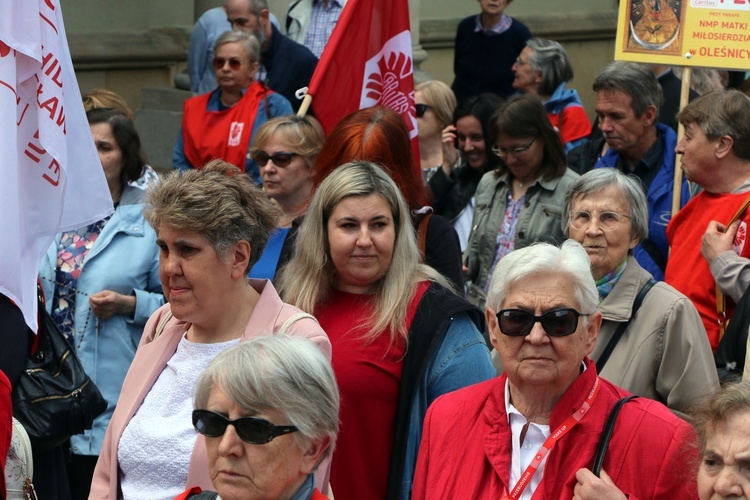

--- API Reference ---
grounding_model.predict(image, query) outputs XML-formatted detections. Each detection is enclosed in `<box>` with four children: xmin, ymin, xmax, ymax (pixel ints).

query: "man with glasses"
<box><xmin>570</xmin><ymin>61</ymin><xmax>691</xmax><ymax>281</ymax></box>
<box><xmin>413</xmin><ymin>241</ymin><xmax>697</xmax><ymax>499</ymax></box>
<box><xmin>226</xmin><ymin>0</ymin><xmax>317</xmax><ymax>112</ymax></box>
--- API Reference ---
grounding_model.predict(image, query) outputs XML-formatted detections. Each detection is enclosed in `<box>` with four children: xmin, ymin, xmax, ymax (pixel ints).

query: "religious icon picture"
<box><xmin>625</xmin><ymin>0</ymin><xmax>683</xmax><ymax>54</ymax></box>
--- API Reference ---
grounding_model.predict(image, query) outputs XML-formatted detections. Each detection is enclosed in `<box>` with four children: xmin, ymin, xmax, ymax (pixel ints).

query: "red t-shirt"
<box><xmin>665</xmin><ymin>190</ymin><xmax>750</xmax><ymax>349</ymax></box>
<box><xmin>316</xmin><ymin>282</ymin><xmax>429</xmax><ymax>500</ymax></box>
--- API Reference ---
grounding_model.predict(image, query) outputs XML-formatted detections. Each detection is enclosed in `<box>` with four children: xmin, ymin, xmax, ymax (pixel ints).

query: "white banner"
<box><xmin>0</xmin><ymin>0</ymin><xmax>113</xmax><ymax>332</ymax></box>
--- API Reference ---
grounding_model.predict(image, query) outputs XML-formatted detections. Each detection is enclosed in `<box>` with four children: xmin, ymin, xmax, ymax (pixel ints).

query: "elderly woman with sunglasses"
<box><xmin>465</xmin><ymin>94</ymin><xmax>579</xmax><ymax>309</ymax></box>
<box><xmin>413</xmin><ymin>241</ymin><xmax>699</xmax><ymax>499</ymax></box>
<box><xmin>248</xmin><ymin>115</ymin><xmax>325</xmax><ymax>282</ymax></box>
<box><xmin>90</xmin><ymin>160</ymin><xmax>330</xmax><ymax>500</ymax></box>
<box><xmin>173</xmin><ymin>30</ymin><xmax>292</xmax><ymax>185</ymax></box>
<box><xmin>175</xmin><ymin>335</ymin><xmax>338</xmax><ymax>500</ymax></box>
<box><xmin>563</xmin><ymin>169</ymin><xmax>718</xmax><ymax>415</ymax></box>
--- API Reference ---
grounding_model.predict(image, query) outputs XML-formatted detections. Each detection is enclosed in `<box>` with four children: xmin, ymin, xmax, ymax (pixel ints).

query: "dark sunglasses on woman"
<box><xmin>212</xmin><ymin>57</ymin><xmax>243</xmax><ymax>71</ymax></box>
<box><xmin>415</xmin><ymin>103</ymin><xmax>431</xmax><ymax>118</ymax></box>
<box><xmin>496</xmin><ymin>308</ymin><xmax>591</xmax><ymax>337</ymax></box>
<box><xmin>252</xmin><ymin>151</ymin><xmax>299</xmax><ymax>167</ymax></box>
<box><xmin>192</xmin><ymin>409</ymin><xmax>298</xmax><ymax>444</ymax></box>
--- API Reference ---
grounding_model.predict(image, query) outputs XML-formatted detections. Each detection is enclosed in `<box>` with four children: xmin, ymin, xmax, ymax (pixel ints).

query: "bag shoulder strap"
<box><xmin>715</xmin><ymin>192</ymin><xmax>750</xmax><ymax>340</ymax></box>
<box><xmin>153</xmin><ymin>310</ymin><xmax>174</xmax><ymax>341</ymax></box>
<box><xmin>592</xmin><ymin>395</ymin><xmax>637</xmax><ymax>477</ymax></box>
<box><xmin>596</xmin><ymin>278</ymin><xmax>656</xmax><ymax>373</ymax></box>
<box><xmin>279</xmin><ymin>312</ymin><xmax>318</xmax><ymax>335</ymax></box>
<box><xmin>417</xmin><ymin>212</ymin><xmax>432</xmax><ymax>262</ymax></box>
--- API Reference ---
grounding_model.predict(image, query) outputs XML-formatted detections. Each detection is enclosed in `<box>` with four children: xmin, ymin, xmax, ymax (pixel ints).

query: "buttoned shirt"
<box><xmin>474</xmin><ymin>13</ymin><xmax>512</xmax><ymax>35</ymax></box>
<box><xmin>304</xmin><ymin>0</ymin><xmax>344</xmax><ymax>57</ymax></box>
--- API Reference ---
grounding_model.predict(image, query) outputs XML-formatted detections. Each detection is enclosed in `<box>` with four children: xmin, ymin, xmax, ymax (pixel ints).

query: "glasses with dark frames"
<box><xmin>192</xmin><ymin>409</ymin><xmax>298</xmax><ymax>445</ymax></box>
<box><xmin>252</xmin><ymin>151</ymin><xmax>300</xmax><ymax>167</ymax></box>
<box><xmin>496</xmin><ymin>308</ymin><xmax>591</xmax><ymax>337</ymax></box>
<box><xmin>415</xmin><ymin>103</ymin><xmax>432</xmax><ymax>118</ymax></box>
<box><xmin>212</xmin><ymin>57</ymin><xmax>243</xmax><ymax>71</ymax></box>
<box><xmin>492</xmin><ymin>137</ymin><xmax>537</xmax><ymax>158</ymax></box>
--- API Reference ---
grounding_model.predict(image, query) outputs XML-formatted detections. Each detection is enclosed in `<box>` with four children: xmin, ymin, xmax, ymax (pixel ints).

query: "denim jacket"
<box><xmin>39</xmin><ymin>186</ymin><xmax>164</xmax><ymax>456</ymax></box>
<box><xmin>389</xmin><ymin>283</ymin><xmax>496</xmax><ymax>499</ymax></box>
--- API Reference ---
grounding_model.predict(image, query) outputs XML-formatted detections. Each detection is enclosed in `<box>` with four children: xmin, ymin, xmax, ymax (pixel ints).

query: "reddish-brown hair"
<box><xmin>313</xmin><ymin>107</ymin><xmax>427</xmax><ymax>209</ymax></box>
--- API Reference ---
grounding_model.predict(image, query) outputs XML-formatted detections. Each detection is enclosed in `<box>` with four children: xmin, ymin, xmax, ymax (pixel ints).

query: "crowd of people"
<box><xmin>3</xmin><ymin>0</ymin><xmax>750</xmax><ymax>499</ymax></box>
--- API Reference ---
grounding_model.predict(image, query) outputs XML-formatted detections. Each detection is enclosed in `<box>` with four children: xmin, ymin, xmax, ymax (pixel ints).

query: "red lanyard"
<box><xmin>501</xmin><ymin>377</ymin><xmax>601</xmax><ymax>500</ymax></box>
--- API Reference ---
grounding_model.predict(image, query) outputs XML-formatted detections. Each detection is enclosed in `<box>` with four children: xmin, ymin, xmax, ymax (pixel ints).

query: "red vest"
<box><xmin>666</xmin><ymin>190</ymin><xmax>750</xmax><ymax>349</ymax></box>
<box><xmin>182</xmin><ymin>81</ymin><xmax>269</xmax><ymax>171</ymax></box>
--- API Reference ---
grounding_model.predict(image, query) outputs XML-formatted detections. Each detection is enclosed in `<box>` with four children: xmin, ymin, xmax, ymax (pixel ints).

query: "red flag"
<box><xmin>307</xmin><ymin>0</ymin><xmax>420</xmax><ymax>173</ymax></box>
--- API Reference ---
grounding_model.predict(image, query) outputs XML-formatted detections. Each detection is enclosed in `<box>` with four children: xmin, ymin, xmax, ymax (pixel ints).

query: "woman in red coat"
<box><xmin>413</xmin><ymin>240</ymin><xmax>699</xmax><ymax>499</ymax></box>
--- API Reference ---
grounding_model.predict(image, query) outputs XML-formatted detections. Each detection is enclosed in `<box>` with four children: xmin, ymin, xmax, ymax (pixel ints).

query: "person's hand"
<box><xmin>441</xmin><ymin>124</ymin><xmax>459</xmax><ymax>175</ymax></box>
<box><xmin>702</xmin><ymin>220</ymin><xmax>740</xmax><ymax>265</ymax></box>
<box><xmin>573</xmin><ymin>468</ymin><xmax>627</xmax><ymax>500</ymax></box>
<box><xmin>89</xmin><ymin>290</ymin><xmax>136</xmax><ymax>320</ymax></box>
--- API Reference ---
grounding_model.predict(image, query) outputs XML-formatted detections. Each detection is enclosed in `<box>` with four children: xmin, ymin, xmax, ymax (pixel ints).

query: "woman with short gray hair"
<box><xmin>512</xmin><ymin>37</ymin><xmax>591</xmax><ymax>152</ymax></box>
<box><xmin>176</xmin><ymin>335</ymin><xmax>339</xmax><ymax>499</ymax></box>
<box><xmin>173</xmin><ymin>29</ymin><xmax>292</xmax><ymax>185</ymax></box>
<box><xmin>564</xmin><ymin>168</ymin><xmax>718</xmax><ymax>414</ymax></box>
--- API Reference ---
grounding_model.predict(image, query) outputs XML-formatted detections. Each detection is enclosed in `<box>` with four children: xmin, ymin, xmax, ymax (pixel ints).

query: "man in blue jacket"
<box><xmin>587</xmin><ymin>61</ymin><xmax>691</xmax><ymax>280</ymax></box>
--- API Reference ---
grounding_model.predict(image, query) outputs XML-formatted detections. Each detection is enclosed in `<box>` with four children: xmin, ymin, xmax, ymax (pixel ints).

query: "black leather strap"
<box><xmin>596</xmin><ymin>278</ymin><xmax>656</xmax><ymax>373</ymax></box>
<box><xmin>593</xmin><ymin>395</ymin><xmax>637</xmax><ymax>477</ymax></box>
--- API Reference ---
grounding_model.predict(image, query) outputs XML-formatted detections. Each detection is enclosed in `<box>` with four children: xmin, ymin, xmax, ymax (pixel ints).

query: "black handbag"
<box><xmin>11</xmin><ymin>284</ymin><xmax>108</xmax><ymax>452</ymax></box>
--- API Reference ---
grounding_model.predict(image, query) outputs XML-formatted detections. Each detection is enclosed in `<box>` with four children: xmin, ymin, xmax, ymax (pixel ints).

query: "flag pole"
<box><xmin>297</xmin><ymin>93</ymin><xmax>313</xmax><ymax>117</ymax></box>
<box><xmin>672</xmin><ymin>66</ymin><xmax>692</xmax><ymax>216</ymax></box>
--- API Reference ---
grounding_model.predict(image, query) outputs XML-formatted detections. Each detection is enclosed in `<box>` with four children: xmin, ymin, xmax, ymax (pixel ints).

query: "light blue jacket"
<box><xmin>40</xmin><ymin>186</ymin><xmax>164</xmax><ymax>456</ymax></box>
<box><xmin>399</xmin><ymin>312</ymin><xmax>496</xmax><ymax>499</ymax></box>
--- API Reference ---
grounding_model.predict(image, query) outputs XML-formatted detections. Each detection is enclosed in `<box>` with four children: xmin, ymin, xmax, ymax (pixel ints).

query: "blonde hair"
<box><xmin>278</xmin><ymin>161</ymin><xmax>448</xmax><ymax>342</ymax></box>
<box><xmin>249</xmin><ymin>115</ymin><xmax>325</xmax><ymax>168</ymax></box>
<box><xmin>415</xmin><ymin>80</ymin><xmax>457</xmax><ymax>130</ymax></box>
<box><xmin>82</xmin><ymin>88</ymin><xmax>134</xmax><ymax>121</ymax></box>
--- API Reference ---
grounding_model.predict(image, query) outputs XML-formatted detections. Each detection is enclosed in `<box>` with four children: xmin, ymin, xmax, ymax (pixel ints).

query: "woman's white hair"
<box><xmin>194</xmin><ymin>335</ymin><xmax>339</xmax><ymax>459</ymax></box>
<box><xmin>485</xmin><ymin>240</ymin><xmax>598</xmax><ymax>316</ymax></box>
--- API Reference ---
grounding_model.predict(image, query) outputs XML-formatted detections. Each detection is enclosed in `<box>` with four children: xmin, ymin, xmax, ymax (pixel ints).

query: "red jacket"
<box><xmin>413</xmin><ymin>358</ymin><xmax>698</xmax><ymax>499</ymax></box>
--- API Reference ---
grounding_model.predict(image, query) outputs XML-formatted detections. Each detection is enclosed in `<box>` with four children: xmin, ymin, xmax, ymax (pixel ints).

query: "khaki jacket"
<box><xmin>594</xmin><ymin>257</ymin><xmax>719</xmax><ymax>414</ymax></box>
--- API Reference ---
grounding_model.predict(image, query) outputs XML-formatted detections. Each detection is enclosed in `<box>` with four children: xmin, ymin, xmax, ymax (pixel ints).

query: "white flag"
<box><xmin>0</xmin><ymin>0</ymin><xmax>113</xmax><ymax>332</ymax></box>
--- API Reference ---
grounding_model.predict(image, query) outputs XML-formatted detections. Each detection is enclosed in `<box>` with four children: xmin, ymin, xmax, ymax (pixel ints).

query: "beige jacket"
<box><xmin>594</xmin><ymin>257</ymin><xmax>719</xmax><ymax>414</ymax></box>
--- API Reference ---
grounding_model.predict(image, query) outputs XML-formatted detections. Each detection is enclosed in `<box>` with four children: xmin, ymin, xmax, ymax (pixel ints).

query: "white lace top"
<box><xmin>118</xmin><ymin>333</ymin><xmax>240</xmax><ymax>500</ymax></box>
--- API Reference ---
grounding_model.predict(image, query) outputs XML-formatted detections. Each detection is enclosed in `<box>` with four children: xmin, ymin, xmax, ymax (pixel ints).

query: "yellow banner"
<box><xmin>615</xmin><ymin>0</ymin><xmax>750</xmax><ymax>70</ymax></box>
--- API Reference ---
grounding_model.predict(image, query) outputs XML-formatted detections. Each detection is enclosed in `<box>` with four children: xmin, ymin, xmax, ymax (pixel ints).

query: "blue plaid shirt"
<box><xmin>304</xmin><ymin>0</ymin><xmax>344</xmax><ymax>58</ymax></box>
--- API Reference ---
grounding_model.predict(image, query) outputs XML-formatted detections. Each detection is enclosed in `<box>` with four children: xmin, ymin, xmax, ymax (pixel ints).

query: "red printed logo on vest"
<box><xmin>359</xmin><ymin>31</ymin><xmax>417</xmax><ymax>140</ymax></box>
<box><xmin>0</xmin><ymin>41</ymin><xmax>11</xmax><ymax>57</ymax></box>
<box><xmin>228</xmin><ymin>122</ymin><xmax>244</xmax><ymax>147</ymax></box>
<box><xmin>733</xmin><ymin>221</ymin><xmax>747</xmax><ymax>255</ymax></box>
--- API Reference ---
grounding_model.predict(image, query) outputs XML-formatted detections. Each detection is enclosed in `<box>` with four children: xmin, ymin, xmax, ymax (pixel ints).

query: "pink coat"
<box><xmin>413</xmin><ymin>358</ymin><xmax>698</xmax><ymax>499</ymax></box>
<box><xmin>90</xmin><ymin>280</ymin><xmax>331</xmax><ymax>499</ymax></box>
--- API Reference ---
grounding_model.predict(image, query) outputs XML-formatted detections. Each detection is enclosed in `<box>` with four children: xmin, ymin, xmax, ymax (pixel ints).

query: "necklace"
<box><xmin>40</xmin><ymin>275</ymin><xmax>97</xmax><ymax>351</ymax></box>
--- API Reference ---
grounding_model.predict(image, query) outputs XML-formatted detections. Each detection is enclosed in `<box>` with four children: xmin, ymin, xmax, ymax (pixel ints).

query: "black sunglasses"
<box><xmin>496</xmin><ymin>308</ymin><xmax>591</xmax><ymax>337</ymax></box>
<box><xmin>212</xmin><ymin>57</ymin><xmax>243</xmax><ymax>71</ymax></box>
<box><xmin>415</xmin><ymin>103</ymin><xmax>431</xmax><ymax>118</ymax></box>
<box><xmin>192</xmin><ymin>409</ymin><xmax>298</xmax><ymax>444</ymax></box>
<box><xmin>252</xmin><ymin>151</ymin><xmax>299</xmax><ymax>167</ymax></box>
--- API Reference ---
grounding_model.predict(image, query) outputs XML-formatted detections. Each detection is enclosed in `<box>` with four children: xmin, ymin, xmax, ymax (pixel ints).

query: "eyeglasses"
<box><xmin>515</xmin><ymin>56</ymin><xmax>529</xmax><ymax>66</ymax></box>
<box><xmin>415</xmin><ymin>103</ymin><xmax>432</xmax><ymax>118</ymax></box>
<box><xmin>213</xmin><ymin>57</ymin><xmax>244</xmax><ymax>71</ymax></box>
<box><xmin>252</xmin><ymin>151</ymin><xmax>299</xmax><ymax>167</ymax></box>
<box><xmin>496</xmin><ymin>308</ymin><xmax>591</xmax><ymax>337</ymax></box>
<box><xmin>569</xmin><ymin>210</ymin><xmax>632</xmax><ymax>231</ymax></box>
<box><xmin>192</xmin><ymin>409</ymin><xmax>298</xmax><ymax>445</ymax></box>
<box><xmin>492</xmin><ymin>137</ymin><xmax>536</xmax><ymax>158</ymax></box>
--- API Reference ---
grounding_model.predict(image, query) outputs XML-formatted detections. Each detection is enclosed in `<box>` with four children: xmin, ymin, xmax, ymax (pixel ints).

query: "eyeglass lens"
<box><xmin>213</xmin><ymin>57</ymin><xmax>242</xmax><ymax>71</ymax></box>
<box><xmin>192</xmin><ymin>409</ymin><xmax>298</xmax><ymax>444</ymax></box>
<box><xmin>497</xmin><ymin>308</ymin><xmax>583</xmax><ymax>337</ymax></box>
<box><xmin>569</xmin><ymin>211</ymin><xmax>628</xmax><ymax>231</ymax></box>
<box><xmin>253</xmin><ymin>152</ymin><xmax>296</xmax><ymax>167</ymax></box>
<box><xmin>493</xmin><ymin>137</ymin><xmax>535</xmax><ymax>157</ymax></box>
